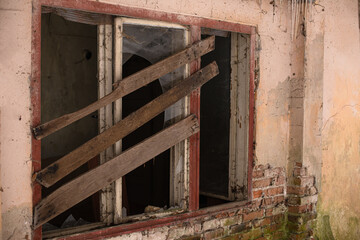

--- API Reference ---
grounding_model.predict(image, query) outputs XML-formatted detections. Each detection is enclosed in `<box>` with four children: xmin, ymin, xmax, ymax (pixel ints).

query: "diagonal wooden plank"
<box><xmin>34</xmin><ymin>62</ymin><xmax>219</xmax><ymax>187</ymax></box>
<box><xmin>33</xmin><ymin>36</ymin><xmax>215</xmax><ymax>140</ymax></box>
<box><xmin>34</xmin><ymin>115</ymin><xmax>200</xmax><ymax>228</ymax></box>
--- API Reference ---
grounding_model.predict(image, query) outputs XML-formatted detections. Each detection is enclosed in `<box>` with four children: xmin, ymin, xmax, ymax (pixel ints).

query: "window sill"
<box><xmin>51</xmin><ymin>200</ymin><xmax>250</xmax><ymax>240</ymax></box>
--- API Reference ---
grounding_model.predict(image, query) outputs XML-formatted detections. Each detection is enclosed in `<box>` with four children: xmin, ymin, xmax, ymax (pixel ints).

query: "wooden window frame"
<box><xmin>31</xmin><ymin>0</ymin><xmax>256</xmax><ymax>239</ymax></box>
<box><xmin>99</xmin><ymin>17</ymin><xmax>191</xmax><ymax>223</ymax></box>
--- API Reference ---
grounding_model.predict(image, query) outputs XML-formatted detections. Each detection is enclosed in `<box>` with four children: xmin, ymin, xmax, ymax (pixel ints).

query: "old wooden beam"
<box><xmin>34</xmin><ymin>115</ymin><xmax>200</xmax><ymax>228</ymax></box>
<box><xmin>32</xmin><ymin>36</ymin><xmax>215</xmax><ymax>140</ymax></box>
<box><xmin>201</xmin><ymin>28</ymin><xmax>230</xmax><ymax>38</ymax></box>
<box><xmin>34</xmin><ymin>62</ymin><xmax>219</xmax><ymax>187</ymax></box>
<box><xmin>42</xmin><ymin>222</ymin><xmax>106</xmax><ymax>239</ymax></box>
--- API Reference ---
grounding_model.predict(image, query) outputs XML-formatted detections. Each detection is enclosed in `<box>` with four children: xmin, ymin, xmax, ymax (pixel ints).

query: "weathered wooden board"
<box><xmin>34</xmin><ymin>115</ymin><xmax>200</xmax><ymax>228</ymax></box>
<box><xmin>42</xmin><ymin>222</ymin><xmax>105</xmax><ymax>239</ymax></box>
<box><xmin>34</xmin><ymin>62</ymin><xmax>219</xmax><ymax>187</ymax></box>
<box><xmin>33</xmin><ymin>36</ymin><xmax>215</xmax><ymax>140</ymax></box>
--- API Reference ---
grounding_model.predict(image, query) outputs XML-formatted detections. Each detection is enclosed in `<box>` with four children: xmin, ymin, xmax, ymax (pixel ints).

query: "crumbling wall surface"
<box><xmin>103</xmin><ymin>165</ymin><xmax>288</xmax><ymax>240</ymax></box>
<box><xmin>0</xmin><ymin>0</ymin><xmax>33</xmax><ymax>239</ymax></box>
<box><xmin>0</xmin><ymin>0</ymin><xmax>312</xmax><ymax>239</ymax></box>
<box><xmin>315</xmin><ymin>0</ymin><xmax>360</xmax><ymax>239</ymax></box>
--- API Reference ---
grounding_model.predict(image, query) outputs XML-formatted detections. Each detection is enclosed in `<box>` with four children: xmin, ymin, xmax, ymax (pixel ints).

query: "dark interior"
<box><xmin>121</xmin><ymin>55</ymin><xmax>170</xmax><ymax>216</ymax></box>
<box><xmin>200</xmin><ymin>34</ymin><xmax>231</xmax><ymax>207</ymax></box>
<box><xmin>41</xmin><ymin>13</ymin><xmax>99</xmax><ymax>227</ymax></box>
<box><xmin>41</xmin><ymin>13</ymin><xmax>170</xmax><ymax>227</ymax></box>
<box><xmin>41</xmin><ymin>11</ymin><xmax>234</xmax><ymax>226</ymax></box>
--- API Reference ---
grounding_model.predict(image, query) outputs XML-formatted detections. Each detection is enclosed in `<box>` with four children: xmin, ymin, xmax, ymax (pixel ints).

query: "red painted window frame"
<box><xmin>31</xmin><ymin>1</ymin><xmax>256</xmax><ymax>239</ymax></box>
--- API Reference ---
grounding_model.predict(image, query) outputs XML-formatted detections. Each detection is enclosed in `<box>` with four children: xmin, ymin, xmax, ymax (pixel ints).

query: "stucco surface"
<box><xmin>0</xmin><ymin>0</ymin><xmax>33</xmax><ymax>239</ymax></box>
<box><xmin>0</xmin><ymin>0</ymin><xmax>296</xmax><ymax>238</ymax></box>
<box><xmin>317</xmin><ymin>0</ymin><xmax>360</xmax><ymax>238</ymax></box>
<box><xmin>2</xmin><ymin>0</ymin><xmax>360</xmax><ymax>239</ymax></box>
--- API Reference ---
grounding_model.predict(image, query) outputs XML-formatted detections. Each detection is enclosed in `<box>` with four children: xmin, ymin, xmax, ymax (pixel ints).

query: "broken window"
<box><xmin>33</xmin><ymin>6</ymin><xmax>252</xmax><ymax>238</ymax></box>
<box><xmin>40</xmin><ymin>12</ymin><xmax>101</xmax><ymax>230</ymax></box>
<box><xmin>200</xmin><ymin>32</ymin><xmax>250</xmax><ymax>207</ymax></box>
<box><xmin>98</xmin><ymin>17</ymin><xmax>190</xmax><ymax>223</ymax></box>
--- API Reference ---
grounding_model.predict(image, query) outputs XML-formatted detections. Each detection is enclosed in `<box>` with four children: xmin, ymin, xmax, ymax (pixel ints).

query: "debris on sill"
<box><xmin>144</xmin><ymin>205</ymin><xmax>162</xmax><ymax>213</ymax></box>
<box><xmin>117</xmin><ymin>206</ymin><xmax>185</xmax><ymax>224</ymax></box>
<box><xmin>42</xmin><ymin>214</ymin><xmax>91</xmax><ymax>232</ymax></box>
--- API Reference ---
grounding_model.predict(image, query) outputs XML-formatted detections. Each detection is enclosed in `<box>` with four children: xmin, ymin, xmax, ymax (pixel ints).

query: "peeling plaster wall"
<box><xmin>316</xmin><ymin>0</ymin><xmax>360</xmax><ymax>239</ymax></box>
<box><xmin>0</xmin><ymin>0</ymin><xmax>358</xmax><ymax>239</ymax></box>
<box><xmin>97</xmin><ymin>0</ymin><xmax>293</xmax><ymax>168</ymax></box>
<box><xmin>0</xmin><ymin>0</ymin><xmax>311</xmax><ymax>239</ymax></box>
<box><xmin>0</xmin><ymin>0</ymin><xmax>33</xmax><ymax>239</ymax></box>
<box><xmin>0</xmin><ymin>0</ymin><xmax>295</xmax><ymax>239</ymax></box>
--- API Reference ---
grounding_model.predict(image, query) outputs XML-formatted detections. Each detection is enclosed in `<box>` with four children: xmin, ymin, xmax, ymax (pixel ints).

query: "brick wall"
<box><xmin>286</xmin><ymin>162</ymin><xmax>318</xmax><ymax>240</ymax></box>
<box><xmin>76</xmin><ymin>164</ymin><xmax>318</xmax><ymax>239</ymax></box>
<box><xmin>110</xmin><ymin>165</ymin><xmax>289</xmax><ymax>240</ymax></box>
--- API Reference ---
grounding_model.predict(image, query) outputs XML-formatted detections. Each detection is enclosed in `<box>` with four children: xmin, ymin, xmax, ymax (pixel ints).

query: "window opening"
<box><xmin>121</xmin><ymin>55</ymin><xmax>169</xmax><ymax>216</ymax></box>
<box><xmin>41</xmin><ymin>13</ymin><xmax>100</xmax><ymax>230</ymax></box>
<box><xmin>99</xmin><ymin>18</ymin><xmax>190</xmax><ymax>223</ymax></box>
<box><xmin>33</xmin><ymin>6</ymin><xmax>252</xmax><ymax>238</ymax></box>
<box><xmin>35</xmin><ymin>9</ymin><xmax>217</xmax><ymax>231</ymax></box>
<box><xmin>200</xmin><ymin>32</ymin><xmax>250</xmax><ymax>207</ymax></box>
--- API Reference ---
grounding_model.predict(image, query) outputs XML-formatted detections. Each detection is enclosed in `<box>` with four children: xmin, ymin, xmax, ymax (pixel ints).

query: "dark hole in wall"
<box><xmin>121</xmin><ymin>55</ymin><xmax>170</xmax><ymax>216</ymax></box>
<box><xmin>41</xmin><ymin>13</ymin><xmax>99</xmax><ymax>227</ymax></box>
<box><xmin>200</xmin><ymin>35</ymin><xmax>231</xmax><ymax>208</ymax></box>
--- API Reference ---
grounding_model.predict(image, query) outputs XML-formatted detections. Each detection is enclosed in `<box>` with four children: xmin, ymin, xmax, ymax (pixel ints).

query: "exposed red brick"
<box><xmin>253</xmin><ymin>190</ymin><xmax>263</xmax><ymax>199</ymax></box>
<box><xmin>288</xmin><ymin>195</ymin><xmax>318</xmax><ymax>206</ymax></box>
<box><xmin>236</xmin><ymin>208</ymin><xmax>244</xmax><ymax>215</ymax></box>
<box><xmin>228</xmin><ymin>211</ymin><xmax>236</xmax><ymax>217</ymax></box>
<box><xmin>229</xmin><ymin>223</ymin><xmax>248</xmax><ymax>234</ymax></box>
<box><xmin>294</xmin><ymin>176</ymin><xmax>314</xmax><ymax>187</ymax></box>
<box><xmin>254</xmin><ymin>217</ymin><xmax>271</xmax><ymax>227</ymax></box>
<box><xmin>287</xmin><ymin>196</ymin><xmax>300</xmax><ymax>206</ymax></box>
<box><xmin>287</xmin><ymin>186</ymin><xmax>306</xmax><ymax>195</ymax></box>
<box><xmin>240</xmin><ymin>228</ymin><xmax>263</xmax><ymax>240</ymax></box>
<box><xmin>263</xmin><ymin>197</ymin><xmax>272</xmax><ymax>206</ymax></box>
<box><xmin>293</xmin><ymin>167</ymin><xmax>307</xmax><ymax>177</ymax></box>
<box><xmin>178</xmin><ymin>235</ymin><xmax>201</xmax><ymax>240</ymax></box>
<box><xmin>203</xmin><ymin>228</ymin><xmax>224</xmax><ymax>240</ymax></box>
<box><xmin>271</xmin><ymin>214</ymin><xmax>285</xmax><ymax>224</ymax></box>
<box><xmin>269</xmin><ymin>222</ymin><xmax>282</xmax><ymax>231</ymax></box>
<box><xmin>274</xmin><ymin>175</ymin><xmax>285</xmax><ymax>185</ymax></box>
<box><xmin>264</xmin><ymin>167</ymin><xmax>284</xmax><ymax>178</ymax></box>
<box><xmin>265</xmin><ymin>208</ymin><xmax>273</xmax><ymax>217</ymax></box>
<box><xmin>273</xmin><ymin>196</ymin><xmax>285</xmax><ymax>204</ymax></box>
<box><xmin>287</xmin><ymin>213</ymin><xmax>316</xmax><ymax>225</ymax></box>
<box><xmin>309</xmin><ymin>203</ymin><xmax>314</xmax><ymax>212</ymax></box>
<box><xmin>249</xmin><ymin>199</ymin><xmax>262</xmax><ymax>210</ymax></box>
<box><xmin>252</xmin><ymin>170</ymin><xmax>265</xmax><ymax>178</ymax></box>
<box><xmin>215</xmin><ymin>212</ymin><xmax>228</xmax><ymax>219</ymax></box>
<box><xmin>253</xmin><ymin>178</ymin><xmax>272</xmax><ymax>188</ymax></box>
<box><xmin>295</xmin><ymin>162</ymin><xmax>302</xmax><ymax>167</ymax></box>
<box><xmin>264</xmin><ymin>186</ymin><xmax>284</xmax><ymax>197</ymax></box>
<box><xmin>243</xmin><ymin>210</ymin><xmax>264</xmax><ymax>222</ymax></box>
<box><xmin>288</xmin><ymin>205</ymin><xmax>309</xmax><ymax>214</ymax></box>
